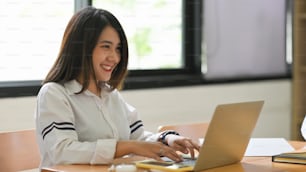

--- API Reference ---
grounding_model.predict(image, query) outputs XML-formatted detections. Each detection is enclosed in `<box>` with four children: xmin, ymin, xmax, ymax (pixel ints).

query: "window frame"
<box><xmin>123</xmin><ymin>0</ymin><xmax>204</xmax><ymax>89</ymax></box>
<box><xmin>0</xmin><ymin>0</ymin><xmax>203</xmax><ymax>97</ymax></box>
<box><xmin>0</xmin><ymin>0</ymin><xmax>292</xmax><ymax>98</ymax></box>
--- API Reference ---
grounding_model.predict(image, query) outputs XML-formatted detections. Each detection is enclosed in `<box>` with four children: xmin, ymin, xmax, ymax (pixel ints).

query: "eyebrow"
<box><xmin>97</xmin><ymin>40</ymin><xmax>121</xmax><ymax>46</ymax></box>
<box><xmin>98</xmin><ymin>40</ymin><xmax>113</xmax><ymax>44</ymax></box>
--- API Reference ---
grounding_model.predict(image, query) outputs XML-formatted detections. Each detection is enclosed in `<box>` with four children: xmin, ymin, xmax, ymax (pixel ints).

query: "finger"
<box><xmin>171</xmin><ymin>142</ymin><xmax>188</xmax><ymax>154</ymax></box>
<box><xmin>183</xmin><ymin>139</ymin><xmax>200</xmax><ymax>150</ymax></box>
<box><xmin>178</xmin><ymin>139</ymin><xmax>200</xmax><ymax>157</ymax></box>
<box><xmin>188</xmin><ymin>146</ymin><xmax>196</xmax><ymax>159</ymax></box>
<box><xmin>151</xmin><ymin>147</ymin><xmax>165</xmax><ymax>160</ymax></box>
<box><xmin>176</xmin><ymin>139</ymin><xmax>194</xmax><ymax>154</ymax></box>
<box><xmin>167</xmin><ymin>150</ymin><xmax>183</xmax><ymax>162</ymax></box>
<box><xmin>152</xmin><ymin>154</ymin><xmax>163</xmax><ymax>161</ymax></box>
<box><xmin>187</xmin><ymin>140</ymin><xmax>201</xmax><ymax>159</ymax></box>
<box><xmin>158</xmin><ymin>147</ymin><xmax>166</xmax><ymax>157</ymax></box>
<box><xmin>190</xmin><ymin>140</ymin><xmax>201</xmax><ymax>150</ymax></box>
<box><xmin>162</xmin><ymin>147</ymin><xmax>183</xmax><ymax>162</ymax></box>
<box><xmin>174</xmin><ymin>139</ymin><xmax>191</xmax><ymax>151</ymax></box>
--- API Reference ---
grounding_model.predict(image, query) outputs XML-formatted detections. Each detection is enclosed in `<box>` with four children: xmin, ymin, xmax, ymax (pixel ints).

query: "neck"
<box><xmin>77</xmin><ymin>77</ymin><xmax>101</xmax><ymax>97</ymax></box>
<box><xmin>88</xmin><ymin>82</ymin><xmax>101</xmax><ymax>97</ymax></box>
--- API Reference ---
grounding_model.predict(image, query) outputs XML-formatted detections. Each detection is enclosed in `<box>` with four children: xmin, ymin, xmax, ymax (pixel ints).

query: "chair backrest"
<box><xmin>157</xmin><ymin>122</ymin><xmax>209</xmax><ymax>143</ymax></box>
<box><xmin>0</xmin><ymin>129</ymin><xmax>40</xmax><ymax>171</ymax></box>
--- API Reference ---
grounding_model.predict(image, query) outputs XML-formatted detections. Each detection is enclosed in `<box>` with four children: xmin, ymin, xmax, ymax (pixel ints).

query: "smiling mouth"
<box><xmin>102</xmin><ymin>64</ymin><xmax>113</xmax><ymax>72</ymax></box>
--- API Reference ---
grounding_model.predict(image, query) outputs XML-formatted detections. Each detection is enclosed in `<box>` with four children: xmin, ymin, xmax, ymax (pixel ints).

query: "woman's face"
<box><xmin>92</xmin><ymin>26</ymin><xmax>121</xmax><ymax>82</ymax></box>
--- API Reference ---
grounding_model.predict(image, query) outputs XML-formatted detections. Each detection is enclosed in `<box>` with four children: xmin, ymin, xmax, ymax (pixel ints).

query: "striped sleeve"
<box><xmin>130</xmin><ymin>120</ymin><xmax>144</xmax><ymax>134</ymax></box>
<box><xmin>42</xmin><ymin>122</ymin><xmax>75</xmax><ymax>139</ymax></box>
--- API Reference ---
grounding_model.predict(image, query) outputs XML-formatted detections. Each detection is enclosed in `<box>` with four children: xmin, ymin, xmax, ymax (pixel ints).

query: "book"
<box><xmin>272</xmin><ymin>149</ymin><xmax>306</xmax><ymax>165</ymax></box>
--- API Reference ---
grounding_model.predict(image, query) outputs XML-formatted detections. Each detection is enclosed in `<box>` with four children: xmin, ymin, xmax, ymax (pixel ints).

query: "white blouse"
<box><xmin>35</xmin><ymin>80</ymin><xmax>158</xmax><ymax>168</ymax></box>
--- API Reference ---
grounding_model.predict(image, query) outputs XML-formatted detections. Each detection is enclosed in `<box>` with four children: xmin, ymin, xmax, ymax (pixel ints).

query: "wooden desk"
<box><xmin>46</xmin><ymin>141</ymin><xmax>306</xmax><ymax>172</ymax></box>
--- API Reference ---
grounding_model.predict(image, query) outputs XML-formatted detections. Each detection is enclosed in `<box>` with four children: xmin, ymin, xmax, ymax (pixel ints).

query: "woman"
<box><xmin>35</xmin><ymin>6</ymin><xmax>199</xmax><ymax>168</ymax></box>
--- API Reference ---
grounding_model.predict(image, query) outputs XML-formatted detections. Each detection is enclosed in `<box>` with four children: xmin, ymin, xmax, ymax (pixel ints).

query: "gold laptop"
<box><xmin>135</xmin><ymin>100</ymin><xmax>264</xmax><ymax>172</ymax></box>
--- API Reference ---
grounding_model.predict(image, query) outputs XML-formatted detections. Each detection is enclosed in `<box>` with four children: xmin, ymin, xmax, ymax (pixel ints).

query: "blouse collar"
<box><xmin>64</xmin><ymin>79</ymin><xmax>111</xmax><ymax>98</ymax></box>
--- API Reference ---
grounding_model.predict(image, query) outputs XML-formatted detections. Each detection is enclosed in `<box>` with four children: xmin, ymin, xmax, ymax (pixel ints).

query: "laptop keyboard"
<box><xmin>161</xmin><ymin>156</ymin><xmax>197</xmax><ymax>167</ymax></box>
<box><xmin>179</xmin><ymin>157</ymin><xmax>196</xmax><ymax>166</ymax></box>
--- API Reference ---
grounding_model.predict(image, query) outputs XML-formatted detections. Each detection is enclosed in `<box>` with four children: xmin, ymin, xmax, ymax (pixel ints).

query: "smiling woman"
<box><xmin>42</xmin><ymin>6</ymin><xmax>129</xmax><ymax>93</ymax></box>
<box><xmin>91</xmin><ymin>26</ymin><xmax>122</xmax><ymax>94</ymax></box>
<box><xmin>35</xmin><ymin>6</ymin><xmax>199</xmax><ymax>169</ymax></box>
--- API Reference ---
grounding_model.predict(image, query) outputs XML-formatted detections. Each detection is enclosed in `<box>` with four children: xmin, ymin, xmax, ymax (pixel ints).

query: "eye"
<box><xmin>101</xmin><ymin>44</ymin><xmax>110</xmax><ymax>49</ymax></box>
<box><xmin>116</xmin><ymin>46</ymin><xmax>122</xmax><ymax>53</ymax></box>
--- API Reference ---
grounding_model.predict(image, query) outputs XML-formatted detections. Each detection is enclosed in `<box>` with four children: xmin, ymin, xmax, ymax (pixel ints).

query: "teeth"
<box><xmin>102</xmin><ymin>65</ymin><xmax>112</xmax><ymax>70</ymax></box>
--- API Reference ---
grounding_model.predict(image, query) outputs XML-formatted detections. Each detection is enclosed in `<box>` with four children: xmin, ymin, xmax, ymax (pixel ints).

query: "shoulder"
<box><xmin>39</xmin><ymin>80</ymin><xmax>82</xmax><ymax>97</ymax></box>
<box><xmin>37</xmin><ymin>82</ymin><xmax>71</xmax><ymax>104</ymax></box>
<box><xmin>38</xmin><ymin>82</ymin><xmax>65</xmax><ymax>96</ymax></box>
<box><xmin>40</xmin><ymin>82</ymin><xmax>64</xmax><ymax>90</ymax></box>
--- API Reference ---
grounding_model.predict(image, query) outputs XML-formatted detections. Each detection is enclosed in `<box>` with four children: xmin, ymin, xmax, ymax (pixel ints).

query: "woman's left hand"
<box><xmin>166</xmin><ymin>135</ymin><xmax>200</xmax><ymax>159</ymax></box>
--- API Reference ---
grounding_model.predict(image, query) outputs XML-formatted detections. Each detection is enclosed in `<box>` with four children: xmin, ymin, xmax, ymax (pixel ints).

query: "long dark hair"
<box><xmin>44</xmin><ymin>6</ymin><xmax>128</xmax><ymax>92</ymax></box>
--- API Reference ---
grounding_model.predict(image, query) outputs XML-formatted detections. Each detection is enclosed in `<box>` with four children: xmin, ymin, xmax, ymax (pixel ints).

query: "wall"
<box><xmin>0</xmin><ymin>79</ymin><xmax>292</xmax><ymax>139</ymax></box>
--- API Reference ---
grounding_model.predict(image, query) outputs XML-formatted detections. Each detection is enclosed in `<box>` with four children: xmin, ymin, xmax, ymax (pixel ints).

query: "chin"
<box><xmin>99</xmin><ymin>78</ymin><xmax>110</xmax><ymax>82</ymax></box>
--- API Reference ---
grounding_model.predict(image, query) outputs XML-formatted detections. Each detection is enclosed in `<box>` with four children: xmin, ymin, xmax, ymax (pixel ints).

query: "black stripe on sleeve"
<box><xmin>41</xmin><ymin>122</ymin><xmax>75</xmax><ymax>140</ymax></box>
<box><xmin>130</xmin><ymin>120</ymin><xmax>144</xmax><ymax>134</ymax></box>
<box><xmin>130</xmin><ymin>120</ymin><xmax>142</xmax><ymax>128</ymax></box>
<box><xmin>131</xmin><ymin>123</ymin><xmax>143</xmax><ymax>133</ymax></box>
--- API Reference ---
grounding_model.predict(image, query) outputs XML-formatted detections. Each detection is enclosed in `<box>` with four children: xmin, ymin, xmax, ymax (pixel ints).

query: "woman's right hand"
<box><xmin>115</xmin><ymin>140</ymin><xmax>183</xmax><ymax>162</ymax></box>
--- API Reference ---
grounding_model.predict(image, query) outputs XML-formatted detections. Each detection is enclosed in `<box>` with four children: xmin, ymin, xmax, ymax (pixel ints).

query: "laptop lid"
<box><xmin>135</xmin><ymin>100</ymin><xmax>264</xmax><ymax>172</ymax></box>
<box><xmin>193</xmin><ymin>100</ymin><xmax>264</xmax><ymax>171</ymax></box>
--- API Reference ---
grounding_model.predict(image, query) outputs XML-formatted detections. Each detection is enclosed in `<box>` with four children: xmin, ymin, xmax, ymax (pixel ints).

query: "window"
<box><xmin>0</xmin><ymin>0</ymin><xmax>74</xmax><ymax>97</ymax></box>
<box><xmin>93</xmin><ymin>0</ymin><xmax>183</xmax><ymax>70</ymax></box>
<box><xmin>0</xmin><ymin>0</ymin><xmax>74</xmax><ymax>82</ymax></box>
<box><xmin>0</xmin><ymin>0</ymin><xmax>202</xmax><ymax>97</ymax></box>
<box><xmin>89</xmin><ymin>0</ymin><xmax>203</xmax><ymax>89</ymax></box>
<box><xmin>0</xmin><ymin>0</ymin><xmax>291</xmax><ymax>98</ymax></box>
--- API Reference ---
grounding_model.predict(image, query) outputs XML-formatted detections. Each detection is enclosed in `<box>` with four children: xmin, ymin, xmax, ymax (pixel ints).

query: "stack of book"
<box><xmin>272</xmin><ymin>147</ymin><xmax>306</xmax><ymax>165</ymax></box>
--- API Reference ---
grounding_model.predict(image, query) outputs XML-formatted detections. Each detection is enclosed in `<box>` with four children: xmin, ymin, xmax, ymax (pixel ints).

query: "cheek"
<box><xmin>92</xmin><ymin>51</ymin><xmax>99</xmax><ymax>64</ymax></box>
<box><xmin>92</xmin><ymin>53</ymin><xmax>106</xmax><ymax>66</ymax></box>
<box><xmin>92</xmin><ymin>46</ymin><xmax>106</xmax><ymax>61</ymax></box>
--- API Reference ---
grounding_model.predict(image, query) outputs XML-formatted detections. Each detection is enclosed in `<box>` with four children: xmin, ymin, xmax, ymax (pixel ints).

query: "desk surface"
<box><xmin>47</xmin><ymin>141</ymin><xmax>306</xmax><ymax>172</ymax></box>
